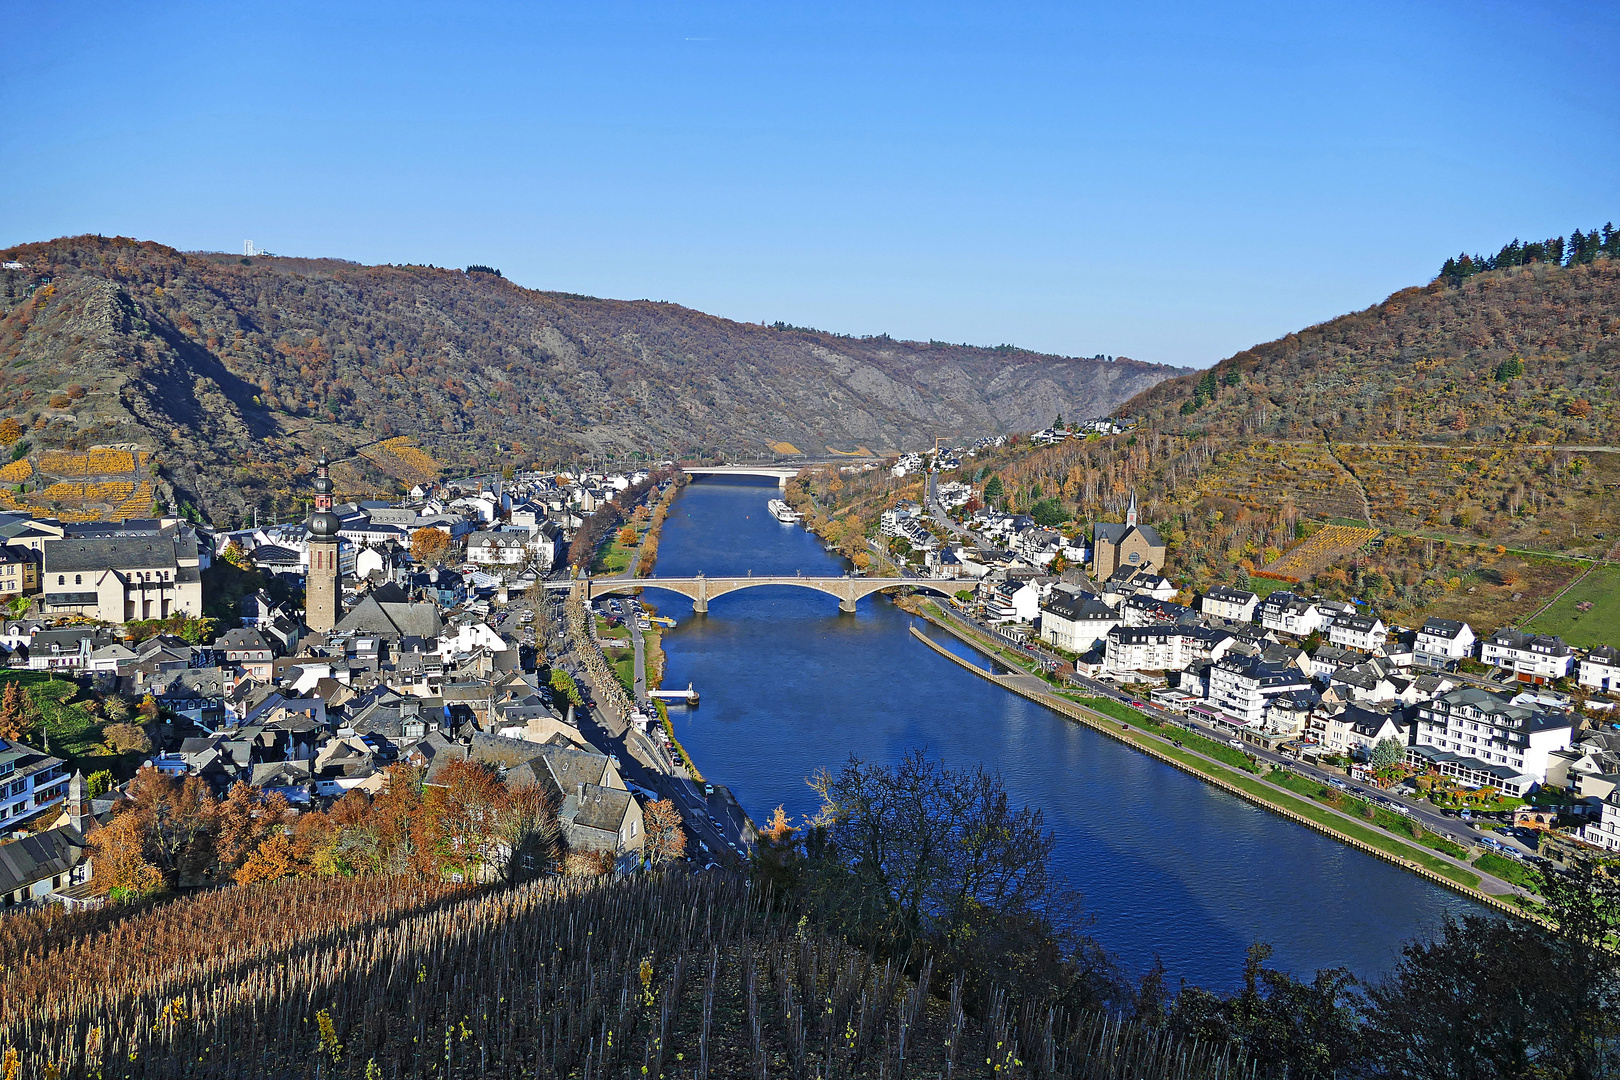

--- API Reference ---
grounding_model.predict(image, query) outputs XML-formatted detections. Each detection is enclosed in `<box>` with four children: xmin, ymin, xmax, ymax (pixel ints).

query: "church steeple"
<box><xmin>1126</xmin><ymin>490</ymin><xmax>1138</xmax><ymax>528</ymax></box>
<box><xmin>305</xmin><ymin>450</ymin><xmax>341</xmax><ymax>633</ymax></box>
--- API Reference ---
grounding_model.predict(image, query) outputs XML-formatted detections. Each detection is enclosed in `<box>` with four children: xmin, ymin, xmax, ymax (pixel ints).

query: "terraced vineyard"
<box><xmin>1260</xmin><ymin>524</ymin><xmax>1380</xmax><ymax>581</ymax></box>
<box><xmin>0</xmin><ymin>447</ymin><xmax>154</xmax><ymax>521</ymax></box>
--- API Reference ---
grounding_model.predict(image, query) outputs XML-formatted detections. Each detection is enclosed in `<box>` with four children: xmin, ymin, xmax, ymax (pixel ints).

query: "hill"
<box><xmin>915</xmin><ymin>248</ymin><xmax>1620</xmax><ymax>631</ymax></box>
<box><xmin>0</xmin><ymin>236</ymin><xmax>1181</xmax><ymax>526</ymax></box>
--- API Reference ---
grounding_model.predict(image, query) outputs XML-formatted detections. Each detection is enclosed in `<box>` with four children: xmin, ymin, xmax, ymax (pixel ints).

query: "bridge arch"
<box><xmin>580</xmin><ymin>575</ymin><xmax>960</xmax><ymax>614</ymax></box>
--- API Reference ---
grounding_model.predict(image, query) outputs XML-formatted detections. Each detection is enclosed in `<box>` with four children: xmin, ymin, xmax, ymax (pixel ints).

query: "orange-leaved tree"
<box><xmin>0</xmin><ymin>681</ymin><xmax>33</xmax><ymax>742</ymax></box>
<box><xmin>413</xmin><ymin>758</ymin><xmax>508</xmax><ymax>882</ymax></box>
<box><xmin>410</xmin><ymin>526</ymin><xmax>452</xmax><ymax>564</ymax></box>
<box><xmin>643</xmin><ymin>799</ymin><xmax>687</xmax><ymax>868</ymax></box>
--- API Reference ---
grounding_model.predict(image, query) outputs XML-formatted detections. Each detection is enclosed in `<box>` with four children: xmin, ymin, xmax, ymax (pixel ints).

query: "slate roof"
<box><xmin>1093</xmin><ymin>522</ymin><xmax>1165</xmax><ymax>548</ymax></box>
<box><xmin>0</xmin><ymin>825</ymin><xmax>86</xmax><ymax>895</ymax></box>
<box><xmin>1420</xmin><ymin>618</ymin><xmax>1470</xmax><ymax>640</ymax></box>
<box><xmin>45</xmin><ymin>536</ymin><xmax>177</xmax><ymax>573</ymax></box>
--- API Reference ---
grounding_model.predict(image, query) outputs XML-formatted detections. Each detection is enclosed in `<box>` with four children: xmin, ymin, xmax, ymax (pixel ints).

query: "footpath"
<box><xmin>905</xmin><ymin>613</ymin><xmax>1541</xmax><ymax>921</ymax></box>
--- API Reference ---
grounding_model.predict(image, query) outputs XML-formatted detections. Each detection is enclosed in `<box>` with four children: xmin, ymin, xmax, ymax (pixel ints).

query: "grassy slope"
<box><xmin>1524</xmin><ymin>562</ymin><xmax>1620</xmax><ymax>648</ymax></box>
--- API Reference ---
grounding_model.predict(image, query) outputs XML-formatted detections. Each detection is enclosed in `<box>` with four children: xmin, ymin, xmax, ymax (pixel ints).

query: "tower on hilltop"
<box><xmin>305</xmin><ymin>451</ymin><xmax>341</xmax><ymax>633</ymax></box>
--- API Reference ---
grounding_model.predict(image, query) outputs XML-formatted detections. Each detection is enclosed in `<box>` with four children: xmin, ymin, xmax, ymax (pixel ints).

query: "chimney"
<box><xmin>576</xmin><ymin>782</ymin><xmax>583</xmax><ymax>801</ymax></box>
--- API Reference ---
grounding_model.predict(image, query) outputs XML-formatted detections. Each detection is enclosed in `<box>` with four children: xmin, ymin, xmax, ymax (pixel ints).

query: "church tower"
<box><xmin>1126</xmin><ymin>490</ymin><xmax>1138</xmax><ymax>528</ymax></box>
<box><xmin>305</xmin><ymin>452</ymin><xmax>342</xmax><ymax>633</ymax></box>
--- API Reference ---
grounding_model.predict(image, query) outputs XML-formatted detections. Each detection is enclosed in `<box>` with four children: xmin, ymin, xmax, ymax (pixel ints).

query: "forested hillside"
<box><xmin>1125</xmin><ymin>257</ymin><xmax>1620</xmax><ymax>446</ymax></box>
<box><xmin>943</xmin><ymin>246</ymin><xmax>1620</xmax><ymax>632</ymax></box>
<box><xmin>0</xmin><ymin>236</ymin><xmax>1179</xmax><ymax>525</ymax></box>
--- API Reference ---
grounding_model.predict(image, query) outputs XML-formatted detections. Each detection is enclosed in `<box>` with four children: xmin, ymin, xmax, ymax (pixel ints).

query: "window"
<box><xmin>56</xmin><ymin>576</ymin><xmax>64</xmax><ymax>585</ymax></box>
<box><xmin>74</xmin><ymin>575</ymin><xmax>81</xmax><ymax>585</ymax></box>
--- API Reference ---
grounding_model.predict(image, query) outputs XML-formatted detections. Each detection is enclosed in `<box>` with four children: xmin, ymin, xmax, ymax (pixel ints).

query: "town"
<box><xmin>0</xmin><ymin>426</ymin><xmax>1613</xmax><ymax>912</ymax></box>
<box><xmin>0</xmin><ymin>454</ymin><xmax>718</xmax><ymax>905</ymax></box>
<box><xmin>801</xmin><ymin>431</ymin><xmax>1618</xmax><ymax>901</ymax></box>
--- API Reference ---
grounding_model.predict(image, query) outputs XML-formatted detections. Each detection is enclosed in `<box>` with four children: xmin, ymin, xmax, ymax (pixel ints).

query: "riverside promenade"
<box><xmin>905</xmin><ymin>614</ymin><xmax>1538</xmax><ymax>919</ymax></box>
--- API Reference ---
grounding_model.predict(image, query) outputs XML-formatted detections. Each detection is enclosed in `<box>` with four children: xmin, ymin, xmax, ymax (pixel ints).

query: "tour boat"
<box><xmin>767</xmin><ymin>498</ymin><xmax>802</xmax><ymax>524</ymax></box>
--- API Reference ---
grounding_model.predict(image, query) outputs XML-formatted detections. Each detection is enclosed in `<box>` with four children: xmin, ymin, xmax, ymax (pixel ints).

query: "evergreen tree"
<box><xmin>983</xmin><ymin>475</ymin><xmax>1003</xmax><ymax>502</ymax></box>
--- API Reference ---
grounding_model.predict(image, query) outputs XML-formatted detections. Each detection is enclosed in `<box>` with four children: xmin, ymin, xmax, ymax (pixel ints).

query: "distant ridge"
<box><xmin>0</xmin><ymin>235</ymin><xmax>1183</xmax><ymax>525</ymax></box>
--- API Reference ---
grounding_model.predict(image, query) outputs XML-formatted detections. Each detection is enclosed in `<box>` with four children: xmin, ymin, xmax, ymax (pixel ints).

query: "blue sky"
<box><xmin>3</xmin><ymin>1</ymin><xmax>1616</xmax><ymax>367</ymax></box>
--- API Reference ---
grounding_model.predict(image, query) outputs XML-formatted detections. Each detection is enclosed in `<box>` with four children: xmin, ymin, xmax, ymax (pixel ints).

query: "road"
<box><xmin>922</xmin><ymin>602</ymin><xmax>1538</xmax><ymax>895</ymax></box>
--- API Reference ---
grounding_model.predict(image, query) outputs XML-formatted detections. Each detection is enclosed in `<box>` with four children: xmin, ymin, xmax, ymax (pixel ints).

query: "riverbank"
<box><xmin>903</xmin><ymin>609</ymin><xmax>1538</xmax><ymax>920</ymax></box>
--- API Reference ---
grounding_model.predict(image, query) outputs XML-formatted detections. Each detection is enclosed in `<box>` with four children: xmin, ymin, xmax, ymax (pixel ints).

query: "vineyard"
<box><xmin>0</xmin><ymin>448</ymin><xmax>154</xmax><ymax>521</ymax></box>
<box><xmin>1259</xmin><ymin>524</ymin><xmax>1380</xmax><ymax>581</ymax></box>
<box><xmin>0</xmin><ymin>874</ymin><xmax>1251</xmax><ymax>1080</ymax></box>
<box><xmin>358</xmin><ymin>437</ymin><xmax>444</xmax><ymax>486</ymax></box>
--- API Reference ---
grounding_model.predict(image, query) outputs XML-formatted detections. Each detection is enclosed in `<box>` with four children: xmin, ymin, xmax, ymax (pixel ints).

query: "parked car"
<box><xmin>1228</xmin><ymin>738</ymin><xmax>1244</xmax><ymax>749</ymax></box>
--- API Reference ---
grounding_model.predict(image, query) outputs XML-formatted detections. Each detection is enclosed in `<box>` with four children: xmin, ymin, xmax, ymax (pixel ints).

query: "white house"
<box><xmin>1106</xmin><ymin>625</ymin><xmax>1189</xmax><ymax>673</ymax></box>
<box><xmin>1479</xmin><ymin>629</ymin><xmax>1575</xmax><ymax>685</ymax></box>
<box><xmin>1206</xmin><ymin>654</ymin><xmax>1313</xmax><ymax>726</ymax></box>
<box><xmin>1201</xmin><ymin>585</ymin><xmax>1259</xmax><ymax>623</ymax></box>
<box><xmin>1328</xmin><ymin>614</ymin><xmax>1386</xmax><ymax>653</ymax></box>
<box><xmin>1258</xmin><ymin>592</ymin><xmax>1332</xmax><ymax>637</ymax></box>
<box><xmin>1038</xmin><ymin>590</ymin><xmax>1120</xmax><ymax>654</ymax></box>
<box><xmin>1578</xmin><ymin>645</ymin><xmax>1620</xmax><ymax>692</ymax></box>
<box><xmin>466</xmin><ymin>533</ymin><xmax>530</xmax><ymax>566</ymax></box>
<box><xmin>1414</xmin><ymin>618</ymin><xmax>1475</xmax><ymax>669</ymax></box>
<box><xmin>1408</xmin><ymin>686</ymin><xmax>1573</xmax><ymax>794</ymax></box>
<box><xmin>1321</xmin><ymin>704</ymin><xmax>1408</xmax><ymax>760</ymax></box>
<box><xmin>0</xmin><ymin>738</ymin><xmax>71</xmax><ymax>834</ymax></box>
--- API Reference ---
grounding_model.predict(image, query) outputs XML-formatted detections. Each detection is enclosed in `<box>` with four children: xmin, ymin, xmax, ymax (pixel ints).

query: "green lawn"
<box><xmin>1246</xmin><ymin>576</ymin><xmax>1295</xmax><ymax>598</ymax></box>
<box><xmin>610</xmin><ymin>655</ymin><xmax>635</xmax><ymax>696</ymax></box>
<box><xmin>1072</xmin><ymin>696</ymin><xmax>1261</xmax><ymax>773</ymax></box>
<box><xmin>1524</xmin><ymin>562</ymin><xmax>1620</xmax><ymax>649</ymax></box>
<box><xmin>1474</xmin><ymin>852</ymin><xmax>1542</xmax><ymax>893</ymax></box>
<box><xmin>0</xmin><ymin>670</ymin><xmax>123</xmax><ymax>774</ymax></box>
<box><xmin>1420</xmin><ymin>832</ymin><xmax>1470</xmax><ymax>859</ymax></box>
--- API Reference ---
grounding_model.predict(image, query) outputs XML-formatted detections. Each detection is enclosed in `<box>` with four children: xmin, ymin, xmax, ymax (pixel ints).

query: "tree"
<box><xmin>221</xmin><ymin>539</ymin><xmax>252</xmax><ymax>570</ymax></box>
<box><xmin>548</xmin><ymin>667</ymin><xmax>583</xmax><ymax>709</ymax></box>
<box><xmin>804</xmin><ymin>751</ymin><xmax>1118</xmax><ymax>1008</ymax></box>
<box><xmin>121</xmin><ymin>767</ymin><xmax>218</xmax><ymax>889</ymax></box>
<box><xmin>235</xmin><ymin>830</ymin><xmax>306</xmax><ymax>885</ymax></box>
<box><xmin>410</xmin><ymin>526</ymin><xmax>452</xmax><ymax>564</ymax></box>
<box><xmin>0</xmin><ymin>681</ymin><xmax>32</xmax><ymax>742</ymax></box>
<box><xmin>104</xmin><ymin>722</ymin><xmax>152</xmax><ymax>755</ymax></box>
<box><xmin>0</xmin><ymin>418</ymin><xmax>21</xmax><ymax>445</ymax></box>
<box><xmin>617</xmin><ymin>525</ymin><xmax>638</xmax><ymax>546</ymax></box>
<box><xmin>414</xmin><ymin>759</ymin><xmax>508</xmax><ymax>882</ymax></box>
<box><xmin>1369</xmin><ymin>737</ymin><xmax>1405</xmax><ymax>770</ymax></box>
<box><xmin>983</xmin><ymin>475</ymin><xmax>1004</xmax><ymax>503</ymax></box>
<box><xmin>751</xmin><ymin>805</ymin><xmax>799</xmax><ymax>892</ymax></box>
<box><xmin>643</xmin><ymin>799</ymin><xmax>687</xmax><ymax>868</ymax></box>
<box><xmin>215</xmin><ymin>780</ymin><xmax>289</xmax><ymax>873</ymax></box>
<box><xmin>88</xmin><ymin>812</ymin><xmax>166</xmax><ymax>900</ymax></box>
<box><xmin>87</xmin><ymin>769</ymin><xmax>113</xmax><ymax>797</ymax></box>
<box><xmin>490</xmin><ymin>783</ymin><xmax>557</xmax><ymax>883</ymax></box>
<box><xmin>1163</xmin><ymin>943</ymin><xmax>1361</xmax><ymax>1080</ymax></box>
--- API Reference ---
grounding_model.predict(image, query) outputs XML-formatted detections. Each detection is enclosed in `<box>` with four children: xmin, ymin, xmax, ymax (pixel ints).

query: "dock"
<box><xmin>648</xmin><ymin>682</ymin><xmax>700</xmax><ymax>706</ymax></box>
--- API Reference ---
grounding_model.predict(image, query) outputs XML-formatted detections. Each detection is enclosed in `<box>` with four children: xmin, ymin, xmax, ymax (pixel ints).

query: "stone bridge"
<box><xmin>552</xmin><ymin>574</ymin><xmax>960</xmax><ymax>613</ymax></box>
<box><xmin>682</xmin><ymin>466</ymin><xmax>804</xmax><ymax>488</ymax></box>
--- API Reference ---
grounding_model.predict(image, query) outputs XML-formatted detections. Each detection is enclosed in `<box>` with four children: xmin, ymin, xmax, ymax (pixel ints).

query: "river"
<box><xmin>643</xmin><ymin>476</ymin><xmax>1479</xmax><ymax>992</ymax></box>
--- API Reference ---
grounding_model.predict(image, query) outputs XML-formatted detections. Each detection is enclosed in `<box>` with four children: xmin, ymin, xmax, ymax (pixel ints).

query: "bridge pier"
<box><xmin>693</xmin><ymin>576</ymin><xmax>708</xmax><ymax>615</ymax></box>
<box><xmin>839</xmin><ymin>582</ymin><xmax>857</xmax><ymax>613</ymax></box>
